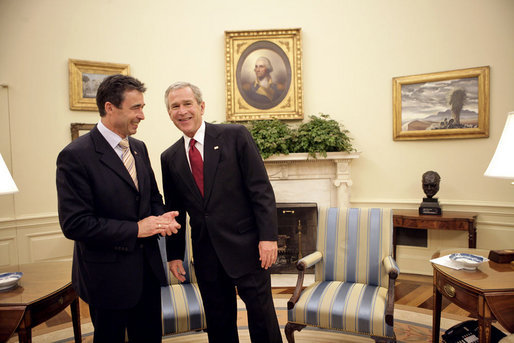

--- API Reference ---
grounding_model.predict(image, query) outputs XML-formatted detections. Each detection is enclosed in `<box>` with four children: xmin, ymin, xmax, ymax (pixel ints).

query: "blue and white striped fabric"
<box><xmin>288</xmin><ymin>207</ymin><xmax>396</xmax><ymax>339</ymax></box>
<box><xmin>159</xmin><ymin>219</ymin><xmax>206</xmax><ymax>335</ymax></box>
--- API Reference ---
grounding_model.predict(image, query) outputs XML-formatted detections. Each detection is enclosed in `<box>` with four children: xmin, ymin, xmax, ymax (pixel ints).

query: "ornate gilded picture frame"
<box><xmin>393</xmin><ymin>66</ymin><xmax>489</xmax><ymax>141</ymax></box>
<box><xmin>70</xmin><ymin>123</ymin><xmax>95</xmax><ymax>140</ymax></box>
<box><xmin>69</xmin><ymin>59</ymin><xmax>130</xmax><ymax>111</ymax></box>
<box><xmin>225</xmin><ymin>28</ymin><xmax>303</xmax><ymax>121</ymax></box>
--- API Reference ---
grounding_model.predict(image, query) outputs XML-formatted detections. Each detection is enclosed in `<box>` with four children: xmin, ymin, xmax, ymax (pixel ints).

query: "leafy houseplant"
<box><xmin>247</xmin><ymin>119</ymin><xmax>293</xmax><ymax>159</ymax></box>
<box><xmin>245</xmin><ymin>114</ymin><xmax>355</xmax><ymax>159</ymax></box>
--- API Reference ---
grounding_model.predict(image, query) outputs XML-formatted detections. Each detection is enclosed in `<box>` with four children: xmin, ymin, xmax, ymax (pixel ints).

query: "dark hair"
<box><xmin>96</xmin><ymin>74</ymin><xmax>146</xmax><ymax>116</ymax></box>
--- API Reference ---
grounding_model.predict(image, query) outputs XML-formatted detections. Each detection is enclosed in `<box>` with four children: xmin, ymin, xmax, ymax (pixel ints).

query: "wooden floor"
<box><xmin>18</xmin><ymin>273</ymin><xmax>472</xmax><ymax>341</ymax></box>
<box><xmin>394</xmin><ymin>273</ymin><xmax>470</xmax><ymax>317</ymax></box>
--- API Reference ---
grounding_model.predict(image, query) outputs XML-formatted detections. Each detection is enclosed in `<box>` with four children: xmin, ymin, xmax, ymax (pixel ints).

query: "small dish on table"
<box><xmin>449</xmin><ymin>253</ymin><xmax>488</xmax><ymax>270</ymax></box>
<box><xmin>0</xmin><ymin>272</ymin><xmax>23</xmax><ymax>291</ymax></box>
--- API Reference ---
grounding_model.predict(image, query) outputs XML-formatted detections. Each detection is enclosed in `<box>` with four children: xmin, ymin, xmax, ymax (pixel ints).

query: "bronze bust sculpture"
<box><xmin>419</xmin><ymin>171</ymin><xmax>442</xmax><ymax>215</ymax></box>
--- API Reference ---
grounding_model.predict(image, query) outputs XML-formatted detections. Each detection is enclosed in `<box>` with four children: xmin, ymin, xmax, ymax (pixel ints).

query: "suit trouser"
<box><xmin>88</xmin><ymin>256</ymin><xmax>162</xmax><ymax>343</ymax></box>
<box><xmin>196</xmin><ymin>253</ymin><xmax>282</xmax><ymax>343</ymax></box>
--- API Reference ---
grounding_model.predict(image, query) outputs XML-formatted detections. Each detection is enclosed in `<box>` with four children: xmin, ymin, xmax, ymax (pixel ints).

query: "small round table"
<box><xmin>431</xmin><ymin>248</ymin><xmax>514</xmax><ymax>343</ymax></box>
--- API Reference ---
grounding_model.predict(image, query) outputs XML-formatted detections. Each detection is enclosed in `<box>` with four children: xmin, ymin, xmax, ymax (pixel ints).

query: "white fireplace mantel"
<box><xmin>263</xmin><ymin>152</ymin><xmax>360</xmax><ymax>208</ymax></box>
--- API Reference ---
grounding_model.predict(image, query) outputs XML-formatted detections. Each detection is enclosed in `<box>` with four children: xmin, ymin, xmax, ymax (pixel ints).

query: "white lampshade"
<box><xmin>0</xmin><ymin>153</ymin><xmax>18</xmax><ymax>195</ymax></box>
<box><xmin>484</xmin><ymin>112</ymin><xmax>514</xmax><ymax>181</ymax></box>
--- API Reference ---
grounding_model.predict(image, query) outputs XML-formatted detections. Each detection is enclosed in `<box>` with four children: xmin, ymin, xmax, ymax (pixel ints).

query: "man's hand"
<box><xmin>168</xmin><ymin>260</ymin><xmax>186</xmax><ymax>282</ymax></box>
<box><xmin>258</xmin><ymin>241</ymin><xmax>278</xmax><ymax>269</ymax></box>
<box><xmin>159</xmin><ymin>211</ymin><xmax>181</xmax><ymax>236</ymax></box>
<box><xmin>137</xmin><ymin>211</ymin><xmax>181</xmax><ymax>238</ymax></box>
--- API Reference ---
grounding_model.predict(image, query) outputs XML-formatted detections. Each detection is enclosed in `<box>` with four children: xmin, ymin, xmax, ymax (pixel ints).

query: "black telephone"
<box><xmin>442</xmin><ymin>320</ymin><xmax>506</xmax><ymax>343</ymax></box>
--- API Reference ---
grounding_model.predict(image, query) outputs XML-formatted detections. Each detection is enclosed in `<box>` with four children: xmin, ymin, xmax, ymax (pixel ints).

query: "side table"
<box><xmin>392</xmin><ymin>210</ymin><xmax>477</xmax><ymax>260</ymax></box>
<box><xmin>431</xmin><ymin>248</ymin><xmax>514</xmax><ymax>343</ymax></box>
<box><xmin>0</xmin><ymin>261</ymin><xmax>81</xmax><ymax>343</ymax></box>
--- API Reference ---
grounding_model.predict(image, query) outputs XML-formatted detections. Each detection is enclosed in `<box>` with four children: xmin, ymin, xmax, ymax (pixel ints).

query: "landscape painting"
<box><xmin>401</xmin><ymin>77</ymin><xmax>478</xmax><ymax>131</ymax></box>
<box><xmin>393</xmin><ymin>66</ymin><xmax>489</xmax><ymax>140</ymax></box>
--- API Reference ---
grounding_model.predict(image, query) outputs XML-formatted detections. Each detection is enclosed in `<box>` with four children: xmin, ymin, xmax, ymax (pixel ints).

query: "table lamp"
<box><xmin>484</xmin><ymin>112</ymin><xmax>514</xmax><ymax>184</ymax></box>
<box><xmin>0</xmin><ymin>153</ymin><xmax>18</xmax><ymax>195</ymax></box>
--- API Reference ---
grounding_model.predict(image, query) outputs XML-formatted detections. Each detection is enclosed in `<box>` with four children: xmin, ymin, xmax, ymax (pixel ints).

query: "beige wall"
<box><xmin>0</xmin><ymin>0</ymin><xmax>513</xmax><ymax>272</ymax></box>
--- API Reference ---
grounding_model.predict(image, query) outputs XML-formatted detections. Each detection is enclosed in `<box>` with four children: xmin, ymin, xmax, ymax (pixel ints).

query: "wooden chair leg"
<box><xmin>284</xmin><ymin>322</ymin><xmax>306</xmax><ymax>343</ymax></box>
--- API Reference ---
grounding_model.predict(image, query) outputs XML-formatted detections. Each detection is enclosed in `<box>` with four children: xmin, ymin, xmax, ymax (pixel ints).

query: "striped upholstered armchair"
<box><xmin>157</xmin><ymin>218</ymin><xmax>206</xmax><ymax>336</ymax></box>
<box><xmin>285</xmin><ymin>207</ymin><xmax>400</xmax><ymax>343</ymax></box>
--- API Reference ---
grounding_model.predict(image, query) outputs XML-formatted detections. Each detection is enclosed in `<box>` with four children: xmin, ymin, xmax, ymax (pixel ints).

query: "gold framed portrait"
<box><xmin>70</xmin><ymin>123</ymin><xmax>95</xmax><ymax>140</ymax></box>
<box><xmin>69</xmin><ymin>59</ymin><xmax>130</xmax><ymax>111</ymax></box>
<box><xmin>393</xmin><ymin>66</ymin><xmax>489</xmax><ymax>141</ymax></box>
<box><xmin>225</xmin><ymin>28</ymin><xmax>303</xmax><ymax>121</ymax></box>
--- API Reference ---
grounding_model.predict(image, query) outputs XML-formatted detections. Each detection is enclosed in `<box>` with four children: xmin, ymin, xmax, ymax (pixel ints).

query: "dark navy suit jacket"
<box><xmin>161</xmin><ymin>123</ymin><xmax>278</xmax><ymax>280</ymax></box>
<box><xmin>56</xmin><ymin>125</ymin><xmax>166</xmax><ymax>309</ymax></box>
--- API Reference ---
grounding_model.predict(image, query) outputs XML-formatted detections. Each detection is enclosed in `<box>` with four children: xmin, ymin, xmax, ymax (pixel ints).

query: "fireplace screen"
<box><xmin>270</xmin><ymin>203</ymin><xmax>317</xmax><ymax>274</ymax></box>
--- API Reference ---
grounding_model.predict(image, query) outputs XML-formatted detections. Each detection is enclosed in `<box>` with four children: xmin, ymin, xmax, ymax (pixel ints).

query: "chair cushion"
<box><xmin>288</xmin><ymin>280</ymin><xmax>394</xmax><ymax>338</ymax></box>
<box><xmin>161</xmin><ymin>282</ymin><xmax>206</xmax><ymax>335</ymax></box>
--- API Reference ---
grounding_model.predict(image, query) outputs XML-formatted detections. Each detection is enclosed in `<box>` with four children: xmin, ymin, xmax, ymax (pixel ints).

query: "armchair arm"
<box><xmin>382</xmin><ymin>255</ymin><xmax>400</xmax><ymax>326</ymax></box>
<box><xmin>287</xmin><ymin>251</ymin><xmax>323</xmax><ymax>310</ymax></box>
<box><xmin>298</xmin><ymin>251</ymin><xmax>323</xmax><ymax>270</ymax></box>
<box><xmin>383</xmin><ymin>255</ymin><xmax>400</xmax><ymax>279</ymax></box>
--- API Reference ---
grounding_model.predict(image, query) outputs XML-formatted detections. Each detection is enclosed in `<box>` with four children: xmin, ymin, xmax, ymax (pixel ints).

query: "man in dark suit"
<box><xmin>56</xmin><ymin>75</ymin><xmax>180</xmax><ymax>343</ymax></box>
<box><xmin>161</xmin><ymin>82</ymin><xmax>282</xmax><ymax>343</ymax></box>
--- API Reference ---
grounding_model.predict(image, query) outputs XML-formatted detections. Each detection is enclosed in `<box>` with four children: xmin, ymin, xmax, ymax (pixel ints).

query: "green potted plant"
<box><xmin>292</xmin><ymin>114</ymin><xmax>354</xmax><ymax>157</ymax></box>
<box><xmin>247</xmin><ymin>119</ymin><xmax>293</xmax><ymax>159</ymax></box>
<box><xmin>245</xmin><ymin>114</ymin><xmax>355</xmax><ymax>159</ymax></box>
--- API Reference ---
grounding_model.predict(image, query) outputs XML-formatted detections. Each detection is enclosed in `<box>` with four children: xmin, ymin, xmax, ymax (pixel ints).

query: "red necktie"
<box><xmin>189</xmin><ymin>139</ymin><xmax>204</xmax><ymax>197</ymax></box>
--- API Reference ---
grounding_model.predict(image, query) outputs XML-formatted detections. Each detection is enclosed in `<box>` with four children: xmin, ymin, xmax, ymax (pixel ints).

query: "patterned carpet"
<box><xmin>6</xmin><ymin>274</ymin><xmax>480</xmax><ymax>342</ymax></box>
<box><xmin>7</xmin><ymin>295</ymin><xmax>470</xmax><ymax>343</ymax></box>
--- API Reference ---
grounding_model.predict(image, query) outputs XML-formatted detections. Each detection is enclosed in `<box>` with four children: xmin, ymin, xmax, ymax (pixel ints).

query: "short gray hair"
<box><xmin>164</xmin><ymin>81</ymin><xmax>203</xmax><ymax>111</ymax></box>
<box><xmin>256</xmin><ymin>56</ymin><xmax>273</xmax><ymax>73</ymax></box>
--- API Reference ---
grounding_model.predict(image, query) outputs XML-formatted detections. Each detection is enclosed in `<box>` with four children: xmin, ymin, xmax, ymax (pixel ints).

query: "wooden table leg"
<box><xmin>477</xmin><ymin>295</ymin><xmax>493</xmax><ymax>343</ymax></box>
<box><xmin>17</xmin><ymin>318</ymin><xmax>32</xmax><ymax>343</ymax></box>
<box><xmin>468</xmin><ymin>221</ymin><xmax>477</xmax><ymax>249</ymax></box>
<box><xmin>70</xmin><ymin>297</ymin><xmax>82</xmax><ymax>342</ymax></box>
<box><xmin>432</xmin><ymin>275</ymin><xmax>442</xmax><ymax>343</ymax></box>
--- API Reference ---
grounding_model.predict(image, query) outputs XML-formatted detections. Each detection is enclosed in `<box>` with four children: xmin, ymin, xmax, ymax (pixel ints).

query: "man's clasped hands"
<box><xmin>137</xmin><ymin>211</ymin><xmax>181</xmax><ymax>238</ymax></box>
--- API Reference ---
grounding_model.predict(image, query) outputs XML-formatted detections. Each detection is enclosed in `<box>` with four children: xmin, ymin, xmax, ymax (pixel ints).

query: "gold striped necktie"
<box><xmin>119</xmin><ymin>138</ymin><xmax>138</xmax><ymax>190</ymax></box>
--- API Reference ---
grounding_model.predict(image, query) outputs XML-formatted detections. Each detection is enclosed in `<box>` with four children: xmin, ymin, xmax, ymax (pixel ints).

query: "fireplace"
<box><xmin>270</xmin><ymin>203</ymin><xmax>317</xmax><ymax>274</ymax></box>
<box><xmin>263</xmin><ymin>152</ymin><xmax>359</xmax><ymax>280</ymax></box>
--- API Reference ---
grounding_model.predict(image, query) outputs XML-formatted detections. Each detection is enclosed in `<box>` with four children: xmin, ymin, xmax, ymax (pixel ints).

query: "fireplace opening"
<box><xmin>270</xmin><ymin>203</ymin><xmax>318</xmax><ymax>274</ymax></box>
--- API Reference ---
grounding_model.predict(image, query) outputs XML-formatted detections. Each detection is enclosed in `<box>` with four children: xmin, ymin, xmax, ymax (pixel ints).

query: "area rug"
<box><xmin>11</xmin><ymin>299</ymin><xmax>468</xmax><ymax>343</ymax></box>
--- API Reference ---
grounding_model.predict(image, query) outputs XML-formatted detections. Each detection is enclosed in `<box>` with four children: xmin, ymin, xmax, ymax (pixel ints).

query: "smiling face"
<box><xmin>103</xmin><ymin>89</ymin><xmax>145</xmax><ymax>138</ymax></box>
<box><xmin>167</xmin><ymin>86</ymin><xmax>205</xmax><ymax>138</ymax></box>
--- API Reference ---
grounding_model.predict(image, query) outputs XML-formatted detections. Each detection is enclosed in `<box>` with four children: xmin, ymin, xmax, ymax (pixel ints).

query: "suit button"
<box><xmin>135</xmin><ymin>196</ymin><xmax>140</xmax><ymax>201</ymax></box>
<box><xmin>140</xmin><ymin>244</ymin><xmax>144</xmax><ymax>249</ymax></box>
